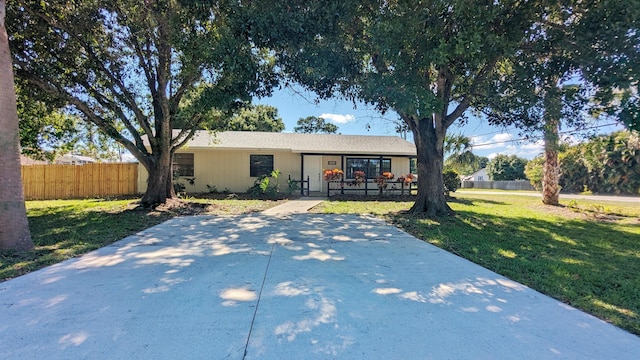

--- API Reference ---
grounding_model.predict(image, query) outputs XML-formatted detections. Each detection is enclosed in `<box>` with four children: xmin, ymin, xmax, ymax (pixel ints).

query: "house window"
<box><xmin>345</xmin><ymin>158</ymin><xmax>391</xmax><ymax>178</ymax></box>
<box><xmin>410</xmin><ymin>158</ymin><xmax>417</xmax><ymax>174</ymax></box>
<box><xmin>250</xmin><ymin>154</ymin><xmax>274</xmax><ymax>177</ymax></box>
<box><xmin>477</xmin><ymin>176</ymin><xmax>484</xmax><ymax>181</ymax></box>
<box><xmin>173</xmin><ymin>153</ymin><xmax>194</xmax><ymax>177</ymax></box>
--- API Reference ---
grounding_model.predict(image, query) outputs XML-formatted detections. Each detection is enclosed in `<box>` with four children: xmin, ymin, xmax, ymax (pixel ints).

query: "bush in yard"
<box><xmin>524</xmin><ymin>156</ymin><xmax>544</xmax><ymax>191</ymax></box>
<box><xmin>554</xmin><ymin>131</ymin><xmax>640</xmax><ymax>194</ymax></box>
<box><xmin>375</xmin><ymin>171</ymin><xmax>394</xmax><ymax>195</ymax></box>
<box><xmin>443</xmin><ymin>170</ymin><xmax>460</xmax><ymax>196</ymax></box>
<box><xmin>559</xmin><ymin>147</ymin><xmax>590</xmax><ymax>193</ymax></box>
<box><xmin>486</xmin><ymin>154</ymin><xmax>528</xmax><ymax>180</ymax></box>
<box><xmin>247</xmin><ymin>170</ymin><xmax>281</xmax><ymax>198</ymax></box>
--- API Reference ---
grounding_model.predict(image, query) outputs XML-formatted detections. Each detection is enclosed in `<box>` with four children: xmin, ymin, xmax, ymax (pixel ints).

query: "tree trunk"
<box><xmin>542</xmin><ymin>84</ymin><xmax>561</xmax><ymax>206</ymax></box>
<box><xmin>140</xmin><ymin>151</ymin><xmax>175</xmax><ymax>207</ymax></box>
<box><xmin>0</xmin><ymin>0</ymin><xmax>33</xmax><ymax>251</ymax></box>
<box><xmin>409</xmin><ymin>116</ymin><xmax>453</xmax><ymax>217</ymax></box>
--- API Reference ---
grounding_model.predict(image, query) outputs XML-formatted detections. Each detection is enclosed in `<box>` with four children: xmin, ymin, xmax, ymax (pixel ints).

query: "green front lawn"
<box><xmin>312</xmin><ymin>193</ymin><xmax>640</xmax><ymax>335</ymax></box>
<box><xmin>0</xmin><ymin>197</ymin><xmax>283</xmax><ymax>281</ymax></box>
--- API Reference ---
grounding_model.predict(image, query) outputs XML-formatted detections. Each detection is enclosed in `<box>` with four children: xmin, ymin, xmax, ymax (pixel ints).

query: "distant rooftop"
<box><xmin>178</xmin><ymin>131</ymin><xmax>416</xmax><ymax>156</ymax></box>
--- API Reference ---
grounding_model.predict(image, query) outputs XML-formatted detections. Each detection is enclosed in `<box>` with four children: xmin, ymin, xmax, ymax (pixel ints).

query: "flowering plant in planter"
<box><xmin>352</xmin><ymin>171</ymin><xmax>366</xmax><ymax>185</ymax></box>
<box><xmin>396</xmin><ymin>173</ymin><xmax>415</xmax><ymax>195</ymax></box>
<box><xmin>375</xmin><ymin>172</ymin><xmax>395</xmax><ymax>194</ymax></box>
<box><xmin>397</xmin><ymin>173</ymin><xmax>414</xmax><ymax>184</ymax></box>
<box><xmin>346</xmin><ymin>170</ymin><xmax>366</xmax><ymax>194</ymax></box>
<box><xmin>323</xmin><ymin>168</ymin><xmax>344</xmax><ymax>181</ymax></box>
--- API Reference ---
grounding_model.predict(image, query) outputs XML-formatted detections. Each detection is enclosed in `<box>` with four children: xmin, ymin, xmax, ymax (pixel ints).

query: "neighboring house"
<box><xmin>55</xmin><ymin>154</ymin><xmax>97</xmax><ymax>165</ymax></box>
<box><xmin>464</xmin><ymin>168</ymin><xmax>488</xmax><ymax>181</ymax></box>
<box><xmin>20</xmin><ymin>155</ymin><xmax>47</xmax><ymax>165</ymax></box>
<box><xmin>138</xmin><ymin>131</ymin><xmax>417</xmax><ymax>194</ymax></box>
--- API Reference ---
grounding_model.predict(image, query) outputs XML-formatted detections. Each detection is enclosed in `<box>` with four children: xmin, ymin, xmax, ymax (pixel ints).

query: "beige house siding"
<box><xmin>392</xmin><ymin>157</ymin><xmax>411</xmax><ymax>178</ymax></box>
<box><xmin>137</xmin><ymin>131</ymin><xmax>416</xmax><ymax>195</ymax></box>
<box><xmin>139</xmin><ymin>149</ymin><xmax>300</xmax><ymax>193</ymax></box>
<box><xmin>138</xmin><ymin>151</ymin><xmax>413</xmax><ymax>194</ymax></box>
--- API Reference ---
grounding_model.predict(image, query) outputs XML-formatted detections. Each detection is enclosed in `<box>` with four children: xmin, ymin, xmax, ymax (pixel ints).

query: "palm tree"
<box><xmin>444</xmin><ymin>134</ymin><xmax>478</xmax><ymax>174</ymax></box>
<box><xmin>0</xmin><ymin>0</ymin><xmax>33</xmax><ymax>251</ymax></box>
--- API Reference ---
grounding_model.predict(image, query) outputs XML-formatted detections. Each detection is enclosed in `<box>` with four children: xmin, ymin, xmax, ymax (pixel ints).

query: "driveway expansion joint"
<box><xmin>243</xmin><ymin>242</ymin><xmax>275</xmax><ymax>359</ymax></box>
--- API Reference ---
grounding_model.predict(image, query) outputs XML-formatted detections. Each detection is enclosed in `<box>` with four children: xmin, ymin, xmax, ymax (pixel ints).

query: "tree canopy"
<box><xmin>443</xmin><ymin>134</ymin><xmax>487</xmax><ymax>175</ymax></box>
<box><xmin>294</xmin><ymin>116</ymin><xmax>338</xmax><ymax>134</ymax></box>
<box><xmin>241</xmin><ymin>0</ymin><xmax>545</xmax><ymax>215</ymax></box>
<box><xmin>16</xmin><ymin>83</ymin><xmax>77</xmax><ymax>161</ymax></box>
<box><xmin>9</xmin><ymin>0</ymin><xmax>276</xmax><ymax>205</ymax></box>
<box><xmin>478</xmin><ymin>0</ymin><xmax>640</xmax><ymax>204</ymax></box>
<box><xmin>486</xmin><ymin>154</ymin><xmax>528</xmax><ymax>181</ymax></box>
<box><xmin>224</xmin><ymin>104</ymin><xmax>284</xmax><ymax>132</ymax></box>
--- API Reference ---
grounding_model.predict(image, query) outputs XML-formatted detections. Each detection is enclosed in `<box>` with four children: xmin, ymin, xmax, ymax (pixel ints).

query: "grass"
<box><xmin>0</xmin><ymin>197</ymin><xmax>284</xmax><ymax>281</ymax></box>
<box><xmin>456</xmin><ymin>188</ymin><xmax>540</xmax><ymax>194</ymax></box>
<box><xmin>311</xmin><ymin>193</ymin><xmax>640</xmax><ymax>335</ymax></box>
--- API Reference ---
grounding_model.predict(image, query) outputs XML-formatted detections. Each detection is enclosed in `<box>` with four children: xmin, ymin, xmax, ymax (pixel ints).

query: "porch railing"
<box><xmin>288</xmin><ymin>175</ymin><xmax>310</xmax><ymax>196</ymax></box>
<box><xmin>326</xmin><ymin>179</ymin><xmax>418</xmax><ymax>197</ymax></box>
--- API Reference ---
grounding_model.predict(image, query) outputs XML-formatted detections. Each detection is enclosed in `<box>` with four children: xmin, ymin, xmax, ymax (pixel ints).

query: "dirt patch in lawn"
<box><xmin>528</xmin><ymin>203</ymin><xmax>637</xmax><ymax>223</ymax></box>
<box><xmin>134</xmin><ymin>197</ymin><xmax>288</xmax><ymax>216</ymax></box>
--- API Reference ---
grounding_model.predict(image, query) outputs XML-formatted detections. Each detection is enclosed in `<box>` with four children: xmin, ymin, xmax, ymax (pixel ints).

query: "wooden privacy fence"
<box><xmin>21</xmin><ymin>163</ymin><xmax>138</xmax><ymax>200</ymax></box>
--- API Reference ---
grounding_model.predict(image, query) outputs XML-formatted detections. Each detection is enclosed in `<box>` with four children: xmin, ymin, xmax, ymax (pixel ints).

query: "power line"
<box><xmin>471</xmin><ymin>122</ymin><xmax>620</xmax><ymax>148</ymax></box>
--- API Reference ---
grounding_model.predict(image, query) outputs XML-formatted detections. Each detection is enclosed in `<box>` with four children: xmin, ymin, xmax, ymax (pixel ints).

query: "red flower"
<box><xmin>323</xmin><ymin>168</ymin><xmax>344</xmax><ymax>181</ymax></box>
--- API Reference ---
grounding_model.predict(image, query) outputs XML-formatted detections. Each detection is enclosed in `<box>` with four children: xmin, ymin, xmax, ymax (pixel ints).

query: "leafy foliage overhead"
<box><xmin>8</xmin><ymin>0</ymin><xmax>276</xmax><ymax>204</ymax></box>
<box><xmin>241</xmin><ymin>0</ymin><xmax>544</xmax><ymax>215</ymax></box>
<box><xmin>479</xmin><ymin>0</ymin><xmax>640</xmax><ymax>132</ymax></box>
<box><xmin>16</xmin><ymin>84</ymin><xmax>77</xmax><ymax>161</ymax></box>
<box><xmin>294</xmin><ymin>116</ymin><xmax>338</xmax><ymax>134</ymax></box>
<box><xmin>224</xmin><ymin>105</ymin><xmax>284</xmax><ymax>132</ymax></box>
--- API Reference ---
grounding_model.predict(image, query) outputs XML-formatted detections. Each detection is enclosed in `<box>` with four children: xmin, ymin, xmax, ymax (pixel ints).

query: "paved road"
<box><xmin>1</xmin><ymin>211</ymin><xmax>638</xmax><ymax>359</ymax></box>
<box><xmin>456</xmin><ymin>190</ymin><xmax>640</xmax><ymax>203</ymax></box>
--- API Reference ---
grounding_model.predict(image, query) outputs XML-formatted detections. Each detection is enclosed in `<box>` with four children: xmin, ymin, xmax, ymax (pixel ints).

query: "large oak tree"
<box><xmin>8</xmin><ymin>0</ymin><xmax>276</xmax><ymax>206</ymax></box>
<box><xmin>243</xmin><ymin>0</ymin><xmax>543</xmax><ymax>216</ymax></box>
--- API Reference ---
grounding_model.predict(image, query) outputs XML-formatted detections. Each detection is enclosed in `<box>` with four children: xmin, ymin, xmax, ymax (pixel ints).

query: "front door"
<box><xmin>304</xmin><ymin>155</ymin><xmax>323</xmax><ymax>193</ymax></box>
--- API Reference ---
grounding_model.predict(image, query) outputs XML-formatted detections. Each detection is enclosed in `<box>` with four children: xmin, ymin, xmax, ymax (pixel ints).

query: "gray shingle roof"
<box><xmin>181</xmin><ymin>131</ymin><xmax>417</xmax><ymax>156</ymax></box>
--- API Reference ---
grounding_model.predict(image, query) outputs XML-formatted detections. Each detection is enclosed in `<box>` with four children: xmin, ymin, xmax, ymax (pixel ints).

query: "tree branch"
<box><xmin>170</xmin><ymin>73</ymin><xmax>200</xmax><ymax>112</ymax></box>
<box><xmin>18</xmin><ymin>72</ymin><xmax>149</xmax><ymax>159</ymax></box>
<box><xmin>20</xmin><ymin>3</ymin><xmax>156</xmax><ymax>150</ymax></box>
<box><xmin>172</xmin><ymin>126</ymin><xmax>198</xmax><ymax>151</ymax></box>
<box><xmin>81</xmin><ymin>45</ymin><xmax>154</xmax><ymax>141</ymax></box>
<box><xmin>444</xmin><ymin>59</ymin><xmax>498</xmax><ymax>128</ymax></box>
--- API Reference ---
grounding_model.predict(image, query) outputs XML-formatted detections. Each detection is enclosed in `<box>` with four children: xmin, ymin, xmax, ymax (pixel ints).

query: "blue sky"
<box><xmin>256</xmin><ymin>85</ymin><xmax>624</xmax><ymax>160</ymax></box>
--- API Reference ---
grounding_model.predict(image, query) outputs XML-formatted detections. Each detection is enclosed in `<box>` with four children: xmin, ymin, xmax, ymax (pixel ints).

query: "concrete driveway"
<box><xmin>1</xmin><ymin>213</ymin><xmax>638</xmax><ymax>359</ymax></box>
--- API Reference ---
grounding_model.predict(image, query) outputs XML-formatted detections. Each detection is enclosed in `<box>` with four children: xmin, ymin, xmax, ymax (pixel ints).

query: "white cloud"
<box><xmin>492</xmin><ymin>133</ymin><xmax>513</xmax><ymax>142</ymax></box>
<box><xmin>320</xmin><ymin>113</ymin><xmax>356</xmax><ymax>124</ymax></box>
<box><xmin>470</xmin><ymin>133</ymin><xmax>514</xmax><ymax>150</ymax></box>
<box><xmin>482</xmin><ymin>140</ymin><xmax>544</xmax><ymax>161</ymax></box>
<box><xmin>521</xmin><ymin>140</ymin><xmax>544</xmax><ymax>150</ymax></box>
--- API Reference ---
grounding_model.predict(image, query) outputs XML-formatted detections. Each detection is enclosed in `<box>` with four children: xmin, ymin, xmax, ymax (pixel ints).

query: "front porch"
<box><xmin>298</xmin><ymin>153</ymin><xmax>416</xmax><ymax>196</ymax></box>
